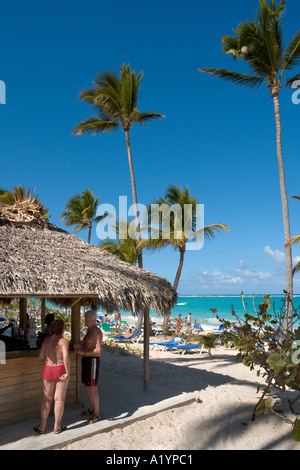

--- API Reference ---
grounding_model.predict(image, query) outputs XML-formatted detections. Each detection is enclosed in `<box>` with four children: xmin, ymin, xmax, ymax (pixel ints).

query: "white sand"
<box><xmin>60</xmin><ymin>338</ymin><xmax>300</xmax><ymax>451</ymax></box>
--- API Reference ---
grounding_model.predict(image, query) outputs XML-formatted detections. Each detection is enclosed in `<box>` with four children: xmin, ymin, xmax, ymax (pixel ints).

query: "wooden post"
<box><xmin>71</xmin><ymin>299</ymin><xmax>82</xmax><ymax>406</ymax></box>
<box><xmin>143</xmin><ymin>308</ymin><xmax>150</xmax><ymax>391</ymax></box>
<box><xmin>19</xmin><ymin>298</ymin><xmax>27</xmax><ymax>336</ymax></box>
<box><xmin>41</xmin><ymin>298</ymin><xmax>46</xmax><ymax>332</ymax></box>
<box><xmin>71</xmin><ymin>299</ymin><xmax>81</xmax><ymax>344</ymax></box>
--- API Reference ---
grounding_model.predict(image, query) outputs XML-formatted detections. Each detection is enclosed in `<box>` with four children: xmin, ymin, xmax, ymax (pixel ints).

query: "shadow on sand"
<box><xmin>0</xmin><ymin>346</ymin><xmax>297</xmax><ymax>449</ymax></box>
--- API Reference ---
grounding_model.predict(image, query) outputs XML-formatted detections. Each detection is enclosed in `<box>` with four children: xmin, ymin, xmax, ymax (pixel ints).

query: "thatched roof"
<box><xmin>0</xmin><ymin>219</ymin><xmax>177</xmax><ymax>315</ymax></box>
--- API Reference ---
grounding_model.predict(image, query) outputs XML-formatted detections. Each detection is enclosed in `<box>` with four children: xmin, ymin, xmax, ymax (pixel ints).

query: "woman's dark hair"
<box><xmin>45</xmin><ymin>313</ymin><xmax>55</xmax><ymax>326</ymax></box>
<box><xmin>50</xmin><ymin>319</ymin><xmax>65</xmax><ymax>336</ymax></box>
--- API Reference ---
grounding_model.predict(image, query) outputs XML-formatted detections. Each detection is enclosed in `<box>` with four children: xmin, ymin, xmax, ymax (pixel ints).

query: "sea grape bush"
<box><xmin>211</xmin><ymin>294</ymin><xmax>300</xmax><ymax>441</ymax></box>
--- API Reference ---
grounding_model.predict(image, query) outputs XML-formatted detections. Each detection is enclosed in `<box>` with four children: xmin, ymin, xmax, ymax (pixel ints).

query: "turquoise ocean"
<box><xmin>100</xmin><ymin>295</ymin><xmax>300</xmax><ymax>330</ymax></box>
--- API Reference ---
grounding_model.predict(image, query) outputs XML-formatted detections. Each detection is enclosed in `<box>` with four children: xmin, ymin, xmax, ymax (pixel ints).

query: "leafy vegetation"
<box><xmin>99</xmin><ymin>219</ymin><xmax>138</xmax><ymax>265</ymax></box>
<box><xmin>139</xmin><ymin>184</ymin><xmax>228</xmax><ymax>332</ymax></box>
<box><xmin>61</xmin><ymin>189</ymin><xmax>108</xmax><ymax>244</ymax></box>
<box><xmin>211</xmin><ymin>294</ymin><xmax>300</xmax><ymax>440</ymax></box>
<box><xmin>0</xmin><ymin>185</ymin><xmax>49</xmax><ymax>224</ymax></box>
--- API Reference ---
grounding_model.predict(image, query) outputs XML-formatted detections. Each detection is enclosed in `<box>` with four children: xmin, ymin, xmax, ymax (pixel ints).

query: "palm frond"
<box><xmin>222</xmin><ymin>21</ymin><xmax>273</xmax><ymax>76</ymax></box>
<box><xmin>91</xmin><ymin>86</ymin><xmax>123</xmax><ymax>117</ymax></box>
<box><xmin>74</xmin><ymin>63</ymin><xmax>162</xmax><ymax>133</ymax></box>
<box><xmin>203</xmin><ymin>0</ymin><xmax>296</xmax><ymax>89</ymax></box>
<box><xmin>279</xmin><ymin>30</ymin><xmax>300</xmax><ymax>79</ymax></box>
<box><xmin>72</xmin><ymin>114</ymin><xmax>119</xmax><ymax>135</ymax></box>
<box><xmin>133</xmin><ymin>110</ymin><xmax>165</xmax><ymax>126</ymax></box>
<box><xmin>94</xmin><ymin>71</ymin><xmax>121</xmax><ymax>91</ymax></box>
<box><xmin>188</xmin><ymin>223</ymin><xmax>229</xmax><ymax>243</ymax></box>
<box><xmin>293</xmin><ymin>260</ymin><xmax>300</xmax><ymax>276</ymax></box>
<box><xmin>78</xmin><ymin>87</ymin><xmax>102</xmax><ymax>104</ymax></box>
<box><xmin>282</xmin><ymin>72</ymin><xmax>300</xmax><ymax>87</ymax></box>
<box><xmin>99</xmin><ymin>217</ymin><xmax>138</xmax><ymax>265</ymax></box>
<box><xmin>198</xmin><ymin>68</ymin><xmax>265</xmax><ymax>89</ymax></box>
<box><xmin>138</xmin><ymin>234</ymin><xmax>174</xmax><ymax>252</ymax></box>
<box><xmin>255</xmin><ymin>0</ymin><xmax>284</xmax><ymax>73</ymax></box>
<box><xmin>61</xmin><ymin>189</ymin><xmax>107</xmax><ymax>242</ymax></box>
<box><xmin>288</xmin><ymin>234</ymin><xmax>300</xmax><ymax>246</ymax></box>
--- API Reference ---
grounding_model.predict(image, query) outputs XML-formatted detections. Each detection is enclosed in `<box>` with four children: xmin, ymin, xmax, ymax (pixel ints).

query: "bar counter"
<box><xmin>0</xmin><ymin>347</ymin><xmax>81</xmax><ymax>427</ymax></box>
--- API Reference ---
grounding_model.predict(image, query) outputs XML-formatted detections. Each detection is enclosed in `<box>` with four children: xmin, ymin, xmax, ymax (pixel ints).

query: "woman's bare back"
<box><xmin>44</xmin><ymin>335</ymin><xmax>65</xmax><ymax>365</ymax></box>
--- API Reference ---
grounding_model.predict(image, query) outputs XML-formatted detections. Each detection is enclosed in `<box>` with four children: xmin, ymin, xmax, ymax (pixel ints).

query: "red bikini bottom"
<box><xmin>43</xmin><ymin>364</ymin><xmax>66</xmax><ymax>382</ymax></box>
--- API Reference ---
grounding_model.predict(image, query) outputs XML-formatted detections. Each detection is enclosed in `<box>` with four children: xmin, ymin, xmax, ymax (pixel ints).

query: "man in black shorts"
<box><xmin>74</xmin><ymin>310</ymin><xmax>103</xmax><ymax>424</ymax></box>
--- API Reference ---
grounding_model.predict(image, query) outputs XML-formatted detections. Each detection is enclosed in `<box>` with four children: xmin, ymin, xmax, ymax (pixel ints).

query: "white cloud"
<box><xmin>194</xmin><ymin>265</ymin><xmax>271</xmax><ymax>287</ymax></box>
<box><xmin>264</xmin><ymin>246</ymin><xmax>285</xmax><ymax>265</ymax></box>
<box><xmin>233</xmin><ymin>259</ymin><xmax>272</xmax><ymax>280</ymax></box>
<box><xmin>264</xmin><ymin>245</ymin><xmax>300</xmax><ymax>266</ymax></box>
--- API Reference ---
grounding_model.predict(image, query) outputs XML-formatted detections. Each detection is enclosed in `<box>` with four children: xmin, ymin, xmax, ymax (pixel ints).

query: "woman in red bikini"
<box><xmin>34</xmin><ymin>319</ymin><xmax>70</xmax><ymax>435</ymax></box>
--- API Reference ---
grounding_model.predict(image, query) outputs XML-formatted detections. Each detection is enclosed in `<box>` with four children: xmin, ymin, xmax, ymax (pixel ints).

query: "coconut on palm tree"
<box><xmin>139</xmin><ymin>184</ymin><xmax>229</xmax><ymax>331</ymax></box>
<box><xmin>61</xmin><ymin>189</ymin><xmax>107</xmax><ymax>244</ymax></box>
<box><xmin>198</xmin><ymin>0</ymin><xmax>300</xmax><ymax>330</ymax></box>
<box><xmin>72</xmin><ymin>63</ymin><xmax>164</xmax><ymax>268</ymax></box>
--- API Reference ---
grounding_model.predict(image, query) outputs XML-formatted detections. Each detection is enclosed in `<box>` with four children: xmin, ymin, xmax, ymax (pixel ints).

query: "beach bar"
<box><xmin>0</xmin><ymin>215</ymin><xmax>177</xmax><ymax>427</ymax></box>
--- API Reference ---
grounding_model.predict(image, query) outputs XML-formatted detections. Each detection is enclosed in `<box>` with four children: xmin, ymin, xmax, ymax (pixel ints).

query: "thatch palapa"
<box><xmin>0</xmin><ymin>219</ymin><xmax>177</xmax><ymax>314</ymax></box>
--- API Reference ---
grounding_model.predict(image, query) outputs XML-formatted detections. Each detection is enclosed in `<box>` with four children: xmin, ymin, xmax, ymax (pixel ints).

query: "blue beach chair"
<box><xmin>113</xmin><ymin>328</ymin><xmax>141</xmax><ymax>344</ymax></box>
<box><xmin>166</xmin><ymin>341</ymin><xmax>204</xmax><ymax>355</ymax></box>
<box><xmin>149</xmin><ymin>337</ymin><xmax>183</xmax><ymax>350</ymax></box>
<box><xmin>213</xmin><ymin>324</ymin><xmax>226</xmax><ymax>331</ymax></box>
<box><xmin>192</xmin><ymin>323</ymin><xmax>203</xmax><ymax>332</ymax></box>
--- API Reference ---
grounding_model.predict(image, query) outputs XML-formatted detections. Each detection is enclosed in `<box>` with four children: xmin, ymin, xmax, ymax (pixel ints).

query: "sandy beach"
<box><xmin>58</xmin><ymin>336</ymin><xmax>300</xmax><ymax>451</ymax></box>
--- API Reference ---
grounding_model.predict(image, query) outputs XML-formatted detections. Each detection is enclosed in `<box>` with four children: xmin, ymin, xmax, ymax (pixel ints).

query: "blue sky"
<box><xmin>1</xmin><ymin>0</ymin><xmax>300</xmax><ymax>295</ymax></box>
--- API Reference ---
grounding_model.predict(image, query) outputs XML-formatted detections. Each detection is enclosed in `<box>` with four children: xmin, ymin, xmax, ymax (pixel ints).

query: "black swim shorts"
<box><xmin>81</xmin><ymin>356</ymin><xmax>100</xmax><ymax>387</ymax></box>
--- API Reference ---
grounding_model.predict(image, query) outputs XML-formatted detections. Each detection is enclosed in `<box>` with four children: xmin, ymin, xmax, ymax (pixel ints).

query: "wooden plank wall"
<box><xmin>0</xmin><ymin>351</ymin><xmax>80</xmax><ymax>427</ymax></box>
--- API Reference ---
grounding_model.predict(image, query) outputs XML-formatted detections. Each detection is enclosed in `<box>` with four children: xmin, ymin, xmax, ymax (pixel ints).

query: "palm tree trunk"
<box><xmin>124</xmin><ymin>129</ymin><xmax>145</xmax><ymax>333</ymax></box>
<box><xmin>173</xmin><ymin>246</ymin><xmax>186</xmax><ymax>292</ymax></box>
<box><xmin>272</xmin><ymin>89</ymin><xmax>293</xmax><ymax>331</ymax></box>
<box><xmin>163</xmin><ymin>246</ymin><xmax>186</xmax><ymax>332</ymax></box>
<box><xmin>124</xmin><ymin>130</ymin><xmax>143</xmax><ymax>269</ymax></box>
<box><xmin>88</xmin><ymin>225</ymin><xmax>92</xmax><ymax>244</ymax></box>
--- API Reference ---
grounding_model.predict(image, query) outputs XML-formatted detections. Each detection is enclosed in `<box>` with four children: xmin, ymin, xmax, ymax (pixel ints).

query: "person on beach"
<box><xmin>187</xmin><ymin>313</ymin><xmax>192</xmax><ymax>326</ymax></box>
<box><xmin>44</xmin><ymin>313</ymin><xmax>55</xmax><ymax>335</ymax></box>
<box><xmin>110</xmin><ymin>327</ymin><xmax>138</xmax><ymax>339</ymax></box>
<box><xmin>73</xmin><ymin>310</ymin><xmax>103</xmax><ymax>424</ymax></box>
<box><xmin>34</xmin><ymin>319</ymin><xmax>70</xmax><ymax>435</ymax></box>
<box><xmin>114</xmin><ymin>310</ymin><xmax>121</xmax><ymax>326</ymax></box>
<box><xmin>38</xmin><ymin>313</ymin><xmax>55</xmax><ymax>339</ymax></box>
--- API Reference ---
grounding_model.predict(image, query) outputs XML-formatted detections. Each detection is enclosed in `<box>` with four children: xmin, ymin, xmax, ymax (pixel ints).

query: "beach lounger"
<box><xmin>114</xmin><ymin>328</ymin><xmax>141</xmax><ymax>344</ymax></box>
<box><xmin>192</xmin><ymin>323</ymin><xmax>203</xmax><ymax>333</ymax></box>
<box><xmin>213</xmin><ymin>324</ymin><xmax>226</xmax><ymax>331</ymax></box>
<box><xmin>152</xmin><ymin>327</ymin><xmax>163</xmax><ymax>335</ymax></box>
<box><xmin>149</xmin><ymin>337</ymin><xmax>183</xmax><ymax>350</ymax></box>
<box><xmin>166</xmin><ymin>342</ymin><xmax>204</xmax><ymax>355</ymax></box>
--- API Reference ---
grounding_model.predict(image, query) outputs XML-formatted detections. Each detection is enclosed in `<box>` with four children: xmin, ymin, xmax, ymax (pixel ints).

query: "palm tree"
<box><xmin>61</xmin><ymin>189</ymin><xmax>107</xmax><ymax>244</ymax></box>
<box><xmin>99</xmin><ymin>219</ymin><xmax>155</xmax><ymax>332</ymax></box>
<box><xmin>198</xmin><ymin>0</ymin><xmax>300</xmax><ymax>330</ymax></box>
<box><xmin>139</xmin><ymin>184</ymin><xmax>229</xmax><ymax>330</ymax></box>
<box><xmin>72</xmin><ymin>63</ymin><xmax>164</xmax><ymax>268</ymax></box>
<box><xmin>99</xmin><ymin>219</ymin><xmax>138</xmax><ymax>265</ymax></box>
